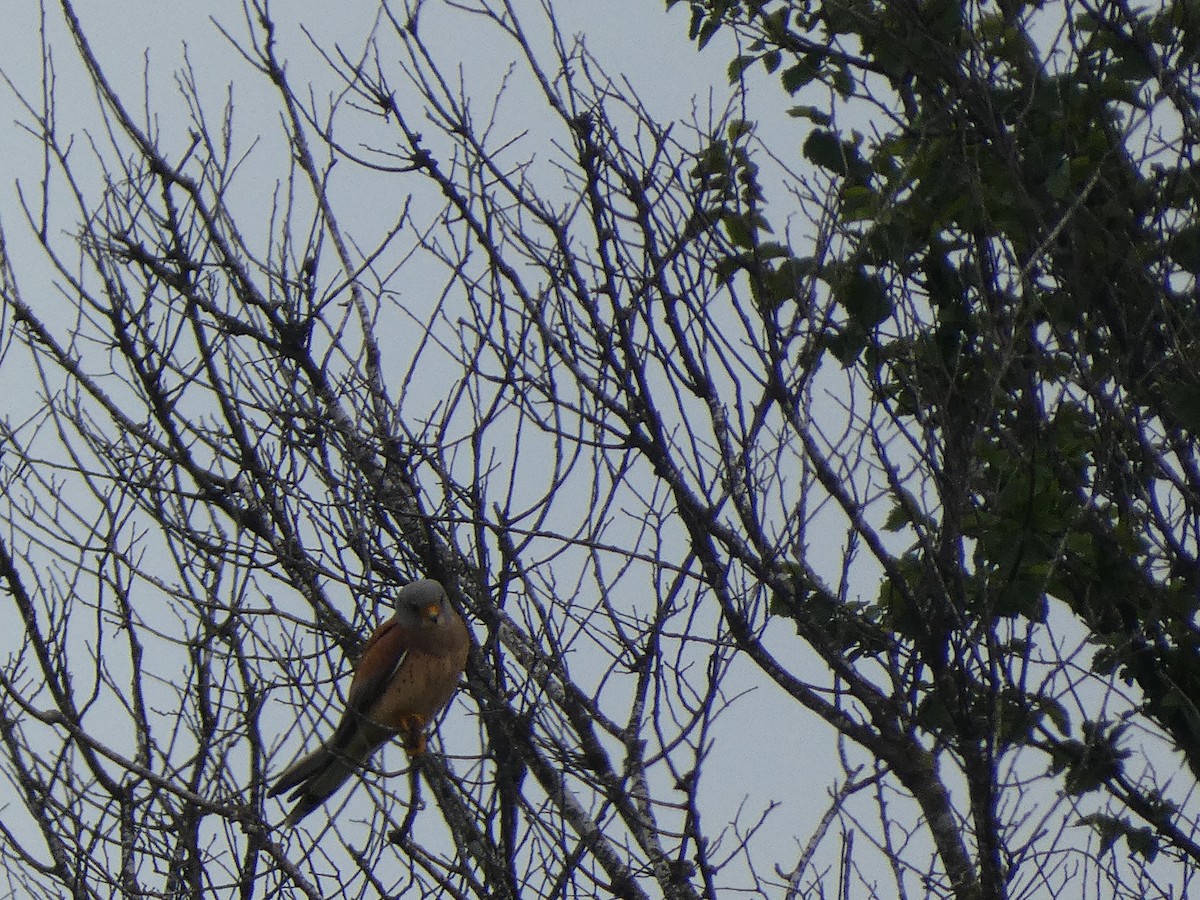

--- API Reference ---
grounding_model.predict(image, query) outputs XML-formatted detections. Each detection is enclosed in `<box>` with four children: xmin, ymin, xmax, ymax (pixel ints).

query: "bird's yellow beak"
<box><xmin>421</xmin><ymin>602</ymin><xmax>442</xmax><ymax>623</ymax></box>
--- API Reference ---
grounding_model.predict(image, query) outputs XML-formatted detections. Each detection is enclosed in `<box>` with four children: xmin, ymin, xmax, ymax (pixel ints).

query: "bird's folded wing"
<box><xmin>268</xmin><ymin>620</ymin><xmax>410</xmax><ymax>799</ymax></box>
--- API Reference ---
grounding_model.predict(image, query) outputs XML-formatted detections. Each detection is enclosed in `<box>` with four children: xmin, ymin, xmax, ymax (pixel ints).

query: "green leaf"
<box><xmin>764</xmin><ymin>256</ymin><xmax>815</xmax><ymax>306</ymax></box>
<box><xmin>1077</xmin><ymin>813</ymin><xmax>1125</xmax><ymax>855</ymax></box>
<box><xmin>824</xmin><ymin>326</ymin><xmax>868</xmax><ymax>366</ymax></box>
<box><xmin>721</xmin><ymin>212</ymin><xmax>756</xmax><ymax>249</ymax></box>
<box><xmin>1107</xmin><ymin>43</ymin><xmax>1155</xmax><ymax>81</ymax></box>
<box><xmin>755</xmin><ymin>241</ymin><xmax>792</xmax><ymax>260</ymax></box>
<box><xmin>786</xmin><ymin>104</ymin><xmax>831</xmax><ymax>125</ymax></box>
<box><xmin>1036</xmin><ymin>696</ymin><xmax>1072</xmax><ymax>736</ymax></box>
<box><xmin>841</xmin><ymin>184</ymin><xmax>877</xmax><ymax>222</ymax></box>
<box><xmin>832</xmin><ymin>65</ymin><xmax>855</xmax><ymax>98</ymax></box>
<box><xmin>727</xmin><ymin>119</ymin><xmax>754</xmax><ymax>141</ymax></box>
<box><xmin>996</xmin><ymin>689</ymin><xmax>1039</xmax><ymax>747</ymax></box>
<box><xmin>915</xmin><ymin>693</ymin><xmax>956</xmax><ymax>734</ymax></box>
<box><xmin>835</xmin><ymin>266</ymin><xmax>891</xmax><ymax>330</ymax></box>
<box><xmin>1163</xmin><ymin>381</ymin><xmax>1200</xmax><ymax>433</ymax></box>
<box><xmin>782</xmin><ymin>58</ymin><xmax>820</xmax><ymax>94</ymax></box>
<box><xmin>727</xmin><ymin>54</ymin><xmax>756</xmax><ymax>82</ymax></box>
<box><xmin>1077</xmin><ymin>813</ymin><xmax>1159</xmax><ymax>861</ymax></box>
<box><xmin>1126</xmin><ymin>825</ymin><xmax>1159</xmax><ymax>862</ymax></box>
<box><xmin>803</xmin><ymin>129</ymin><xmax>869</xmax><ymax>180</ymax></box>
<box><xmin>883</xmin><ymin>499</ymin><xmax>912</xmax><ymax>532</ymax></box>
<box><xmin>1060</xmin><ymin>721</ymin><xmax>1130</xmax><ymax>794</ymax></box>
<box><xmin>697</xmin><ymin>16</ymin><xmax>722</xmax><ymax>49</ymax></box>
<box><xmin>804</xmin><ymin>129</ymin><xmax>847</xmax><ymax>175</ymax></box>
<box><xmin>1171</xmin><ymin>224</ymin><xmax>1200</xmax><ymax>273</ymax></box>
<box><xmin>713</xmin><ymin>252</ymin><xmax>748</xmax><ymax>282</ymax></box>
<box><xmin>762</xmin><ymin>5</ymin><xmax>791</xmax><ymax>42</ymax></box>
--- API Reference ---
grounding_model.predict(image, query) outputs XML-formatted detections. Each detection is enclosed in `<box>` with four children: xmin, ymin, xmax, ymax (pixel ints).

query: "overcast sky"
<box><xmin>0</xmin><ymin>2</ymin><xmax>873</xmax><ymax>894</ymax></box>
<box><xmin>5</xmin><ymin>3</ymin><xmax>1173</xmax><ymax>898</ymax></box>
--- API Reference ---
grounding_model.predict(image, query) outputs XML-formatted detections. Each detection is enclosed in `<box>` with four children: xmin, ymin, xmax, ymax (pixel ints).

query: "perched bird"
<box><xmin>270</xmin><ymin>578</ymin><xmax>470</xmax><ymax>824</ymax></box>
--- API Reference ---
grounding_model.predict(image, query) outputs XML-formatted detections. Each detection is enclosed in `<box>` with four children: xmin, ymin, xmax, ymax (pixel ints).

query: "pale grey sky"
<box><xmin>0</xmin><ymin>2</ymin><xmax>861</xmax><ymax>895</ymax></box>
<box><xmin>3</xmin><ymin>3</ymin><xmax>1186</xmax><ymax>898</ymax></box>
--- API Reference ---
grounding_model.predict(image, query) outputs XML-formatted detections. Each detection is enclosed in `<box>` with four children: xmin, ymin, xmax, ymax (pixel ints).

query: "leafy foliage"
<box><xmin>675</xmin><ymin>0</ymin><xmax>1200</xmax><ymax>894</ymax></box>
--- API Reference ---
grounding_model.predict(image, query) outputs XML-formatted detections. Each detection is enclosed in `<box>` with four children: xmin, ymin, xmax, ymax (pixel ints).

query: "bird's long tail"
<box><xmin>269</xmin><ymin>727</ymin><xmax>387</xmax><ymax>825</ymax></box>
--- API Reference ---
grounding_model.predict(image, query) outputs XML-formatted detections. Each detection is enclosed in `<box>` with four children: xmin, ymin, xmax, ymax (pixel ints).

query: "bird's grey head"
<box><xmin>394</xmin><ymin>578</ymin><xmax>450</xmax><ymax>629</ymax></box>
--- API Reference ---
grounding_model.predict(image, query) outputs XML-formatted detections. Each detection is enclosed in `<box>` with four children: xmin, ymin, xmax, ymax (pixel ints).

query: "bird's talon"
<box><xmin>403</xmin><ymin>716</ymin><xmax>429</xmax><ymax>755</ymax></box>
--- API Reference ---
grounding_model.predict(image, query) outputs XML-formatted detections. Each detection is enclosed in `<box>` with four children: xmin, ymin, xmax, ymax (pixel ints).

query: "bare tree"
<box><xmin>1</xmin><ymin>1</ymin><xmax>1198</xmax><ymax>899</ymax></box>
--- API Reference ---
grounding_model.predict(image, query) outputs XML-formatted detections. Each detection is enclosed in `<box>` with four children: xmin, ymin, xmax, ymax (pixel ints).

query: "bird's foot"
<box><xmin>399</xmin><ymin>714</ymin><xmax>428</xmax><ymax>756</ymax></box>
